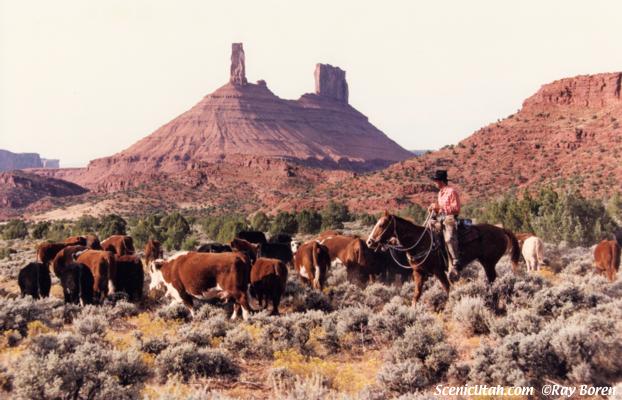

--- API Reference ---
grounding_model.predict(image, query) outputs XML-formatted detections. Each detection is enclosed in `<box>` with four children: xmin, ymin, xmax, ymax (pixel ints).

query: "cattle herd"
<box><xmin>16</xmin><ymin>226</ymin><xmax>621</xmax><ymax>320</ymax></box>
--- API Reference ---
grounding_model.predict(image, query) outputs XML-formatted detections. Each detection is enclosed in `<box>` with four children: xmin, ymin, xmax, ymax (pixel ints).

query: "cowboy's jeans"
<box><xmin>443</xmin><ymin>215</ymin><xmax>460</xmax><ymax>270</ymax></box>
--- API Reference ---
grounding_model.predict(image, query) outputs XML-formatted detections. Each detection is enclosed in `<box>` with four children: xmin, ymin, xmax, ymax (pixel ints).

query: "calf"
<box><xmin>249</xmin><ymin>258</ymin><xmax>288</xmax><ymax>315</ymax></box>
<box><xmin>237</xmin><ymin>230</ymin><xmax>267</xmax><ymax>245</ymax></box>
<box><xmin>197</xmin><ymin>242</ymin><xmax>232</xmax><ymax>253</ymax></box>
<box><xmin>522</xmin><ymin>236</ymin><xmax>546</xmax><ymax>272</ymax></box>
<box><xmin>59</xmin><ymin>263</ymin><xmax>94</xmax><ymax>305</ymax></box>
<box><xmin>593</xmin><ymin>240</ymin><xmax>620</xmax><ymax>282</ymax></box>
<box><xmin>258</xmin><ymin>242</ymin><xmax>293</xmax><ymax>266</ymax></box>
<box><xmin>115</xmin><ymin>255</ymin><xmax>144</xmax><ymax>301</ymax></box>
<box><xmin>101</xmin><ymin>235</ymin><xmax>135</xmax><ymax>256</ymax></box>
<box><xmin>76</xmin><ymin>250</ymin><xmax>115</xmax><ymax>302</ymax></box>
<box><xmin>148</xmin><ymin>251</ymin><xmax>253</xmax><ymax>320</ymax></box>
<box><xmin>18</xmin><ymin>262</ymin><xmax>51</xmax><ymax>299</ymax></box>
<box><xmin>230</xmin><ymin>238</ymin><xmax>258</xmax><ymax>264</ymax></box>
<box><xmin>293</xmin><ymin>241</ymin><xmax>330</xmax><ymax>290</ymax></box>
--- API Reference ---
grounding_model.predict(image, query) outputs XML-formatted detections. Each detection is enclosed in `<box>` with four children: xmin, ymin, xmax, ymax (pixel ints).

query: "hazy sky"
<box><xmin>2</xmin><ymin>1</ymin><xmax>622</xmax><ymax>167</ymax></box>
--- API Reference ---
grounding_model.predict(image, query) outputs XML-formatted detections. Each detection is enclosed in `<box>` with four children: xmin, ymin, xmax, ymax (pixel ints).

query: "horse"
<box><xmin>366</xmin><ymin>211</ymin><xmax>520</xmax><ymax>305</ymax></box>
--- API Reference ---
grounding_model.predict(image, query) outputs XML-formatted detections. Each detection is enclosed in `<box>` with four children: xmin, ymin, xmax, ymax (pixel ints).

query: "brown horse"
<box><xmin>366</xmin><ymin>212</ymin><xmax>520</xmax><ymax>305</ymax></box>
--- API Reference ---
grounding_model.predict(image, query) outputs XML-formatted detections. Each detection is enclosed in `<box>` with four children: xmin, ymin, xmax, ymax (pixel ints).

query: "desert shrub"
<box><xmin>320</xmin><ymin>201</ymin><xmax>350</xmax><ymax>230</ymax></box>
<box><xmin>0</xmin><ymin>365</ymin><xmax>13</xmax><ymax>393</ymax></box>
<box><xmin>181</xmin><ymin>234</ymin><xmax>199</xmax><ymax>251</ymax></box>
<box><xmin>273</xmin><ymin>374</ymin><xmax>334</xmax><ymax>400</ymax></box>
<box><xmin>160</xmin><ymin>212</ymin><xmax>191</xmax><ymax>250</ymax></box>
<box><xmin>357</xmin><ymin>212</ymin><xmax>379</xmax><ymax>227</ymax></box>
<box><xmin>531</xmin><ymin>280</ymin><xmax>602</xmax><ymax>318</ymax></box>
<box><xmin>419</xmin><ymin>281</ymin><xmax>448</xmax><ymax>312</ymax></box>
<box><xmin>255</xmin><ymin>311</ymin><xmax>326</xmax><ymax>356</ymax></box>
<box><xmin>98</xmin><ymin>214</ymin><xmax>127</xmax><ymax>238</ymax></box>
<box><xmin>334</xmin><ymin>306</ymin><xmax>372</xmax><ymax>339</ymax></box>
<box><xmin>451</xmin><ymin>296</ymin><xmax>492</xmax><ymax>336</ymax></box>
<box><xmin>270</xmin><ymin>211</ymin><xmax>298</xmax><ymax>235</ymax></box>
<box><xmin>367</xmin><ymin>297</ymin><xmax>424</xmax><ymax>342</ymax></box>
<box><xmin>129</xmin><ymin>214</ymin><xmax>164</xmax><ymax>247</ymax></box>
<box><xmin>296</xmin><ymin>209</ymin><xmax>323</xmax><ymax>234</ymax></box>
<box><xmin>73</xmin><ymin>310</ymin><xmax>109</xmax><ymax>337</ymax></box>
<box><xmin>46</xmin><ymin>221</ymin><xmax>72</xmax><ymax>241</ymax></box>
<box><xmin>492</xmin><ymin>308</ymin><xmax>544</xmax><ymax>337</ymax></box>
<box><xmin>140</xmin><ymin>337</ymin><xmax>169</xmax><ymax>355</ymax></box>
<box><xmin>156</xmin><ymin>343</ymin><xmax>239</xmax><ymax>382</ymax></box>
<box><xmin>285</xmin><ymin>278</ymin><xmax>332</xmax><ymax>312</ymax></box>
<box><xmin>0</xmin><ymin>297</ymin><xmax>64</xmax><ymax>337</ymax></box>
<box><xmin>31</xmin><ymin>221</ymin><xmax>51</xmax><ymax>239</ymax></box>
<box><xmin>201</xmin><ymin>214</ymin><xmax>248</xmax><ymax>243</ymax></box>
<box><xmin>1</xmin><ymin>219</ymin><xmax>28</xmax><ymax>240</ymax></box>
<box><xmin>325</xmin><ymin>282</ymin><xmax>365</xmax><ymax>309</ymax></box>
<box><xmin>14</xmin><ymin>334</ymin><xmax>149</xmax><ymax>400</ymax></box>
<box><xmin>222</xmin><ymin>324</ymin><xmax>261</xmax><ymax>358</ymax></box>
<box><xmin>606</xmin><ymin>191</ymin><xmax>622</xmax><ymax>224</ymax></box>
<box><xmin>156</xmin><ymin>303</ymin><xmax>191</xmax><ymax>321</ymax></box>
<box><xmin>362</xmin><ymin>283</ymin><xmax>397</xmax><ymax>308</ymax></box>
<box><xmin>377</xmin><ymin>360</ymin><xmax>430</xmax><ymax>394</ymax></box>
<box><xmin>193</xmin><ymin>303</ymin><xmax>229</xmax><ymax>321</ymax></box>
<box><xmin>250</xmin><ymin>211</ymin><xmax>271</xmax><ymax>232</ymax></box>
<box><xmin>106</xmin><ymin>300</ymin><xmax>139</xmax><ymax>319</ymax></box>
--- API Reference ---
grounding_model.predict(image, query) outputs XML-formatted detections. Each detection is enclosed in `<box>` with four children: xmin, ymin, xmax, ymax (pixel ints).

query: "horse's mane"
<box><xmin>391</xmin><ymin>214</ymin><xmax>424</xmax><ymax>229</ymax></box>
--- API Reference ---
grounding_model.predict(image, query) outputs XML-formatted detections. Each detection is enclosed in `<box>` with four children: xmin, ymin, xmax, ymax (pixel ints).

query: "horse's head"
<box><xmin>366</xmin><ymin>211</ymin><xmax>396</xmax><ymax>250</ymax></box>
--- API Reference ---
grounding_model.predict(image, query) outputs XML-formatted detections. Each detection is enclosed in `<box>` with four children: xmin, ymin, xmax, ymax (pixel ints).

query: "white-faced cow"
<box><xmin>148</xmin><ymin>251</ymin><xmax>253</xmax><ymax>320</ymax></box>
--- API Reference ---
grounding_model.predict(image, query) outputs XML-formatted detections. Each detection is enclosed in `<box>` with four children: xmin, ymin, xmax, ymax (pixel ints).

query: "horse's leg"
<box><xmin>482</xmin><ymin>260</ymin><xmax>497</xmax><ymax>284</ymax></box>
<box><xmin>412</xmin><ymin>271</ymin><xmax>426</xmax><ymax>306</ymax></box>
<box><xmin>433</xmin><ymin>268</ymin><xmax>450</xmax><ymax>294</ymax></box>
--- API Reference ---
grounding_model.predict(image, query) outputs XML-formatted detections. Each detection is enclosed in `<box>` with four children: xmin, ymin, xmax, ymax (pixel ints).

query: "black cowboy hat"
<box><xmin>430</xmin><ymin>170</ymin><xmax>448</xmax><ymax>183</ymax></box>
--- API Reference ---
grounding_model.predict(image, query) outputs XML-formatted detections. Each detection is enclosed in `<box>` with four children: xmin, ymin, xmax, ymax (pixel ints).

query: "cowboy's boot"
<box><xmin>447</xmin><ymin>241</ymin><xmax>461</xmax><ymax>282</ymax></box>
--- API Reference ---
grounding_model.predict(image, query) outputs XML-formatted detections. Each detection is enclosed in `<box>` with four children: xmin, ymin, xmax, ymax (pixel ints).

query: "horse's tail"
<box><xmin>503</xmin><ymin>229</ymin><xmax>521</xmax><ymax>273</ymax></box>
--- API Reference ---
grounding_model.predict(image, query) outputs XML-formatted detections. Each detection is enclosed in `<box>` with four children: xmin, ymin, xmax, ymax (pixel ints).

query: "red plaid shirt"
<box><xmin>438</xmin><ymin>186</ymin><xmax>461</xmax><ymax>215</ymax></box>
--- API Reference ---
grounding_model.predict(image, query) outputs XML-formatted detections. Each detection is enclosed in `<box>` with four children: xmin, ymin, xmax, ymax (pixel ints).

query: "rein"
<box><xmin>384</xmin><ymin>213</ymin><xmax>437</xmax><ymax>270</ymax></box>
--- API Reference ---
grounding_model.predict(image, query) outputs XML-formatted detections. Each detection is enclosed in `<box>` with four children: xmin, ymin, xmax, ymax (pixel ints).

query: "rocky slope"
<box><xmin>0</xmin><ymin>171</ymin><xmax>87</xmax><ymax>217</ymax></box>
<box><xmin>280</xmin><ymin>72</ymin><xmax>622</xmax><ymax>212</ymax></box>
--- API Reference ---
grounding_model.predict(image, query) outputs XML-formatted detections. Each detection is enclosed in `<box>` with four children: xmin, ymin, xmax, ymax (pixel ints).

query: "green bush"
<box><xmin>200</xmin><ymin>215</ymin><xmax>248</xmax><ymax>243</ymax></box>
<box><xmin>270</xmin><ymin>212</ymin><xmax>298</xmax><ymax>235</ymax></box>
<box><xmin>467</xmin><ymin>188</ymin><xmax>618</xmax><ymax>247</ymax></box>
<box><xmin>161</xmin><ymin>212</ymin><xmax>191</xmax><ymax>251</ymax></box>
<box><xmin>1</xmin><ymin>220</ymin><xmax>28</xmax><ymax>240</ymax></box>
<box><xmin>250</xmin><ymin>212</ymin><xmax>271</xmax><ymax>232</ymax></box>
<box><xmin>31</xmin><ymin>221</ymin><xmax>51</xmax><ymax>239</ymax></box>
<box><xmin>74</xmin><ymin>215</ymin><xmax>99</xmax><ymax>235</ymax></box>
<box><xmin>296</xmin><ymin>209</ymin><xmax>322</xmax><ymax>234</ymax></box>
<box><xmin>399</xmin><ymin>203</ymin><xmax>427</xmax><ymax>224</ymax></box>
<box><xmin>46</xmin><ymin>221</ymin><xmax>72</xmax><ymax>242</ymax></box>
<box><xmin>129</xmin><ymin>215</ymin><xmax>164</xmax><ymax>248</ymax></box>
<box><xmin>98</xmin><ymin>214</ymin><xmax>127</xmax><ymax>238</ymax></box>
<box><xmin>357</xmin><ymin>213</ymin><xmax>378</xmax><ymax>227</ymax></box>
<box><xmin>321</xmin><ymin>201</ymin><xmax>350</xmax><ymax>230</ymax></box>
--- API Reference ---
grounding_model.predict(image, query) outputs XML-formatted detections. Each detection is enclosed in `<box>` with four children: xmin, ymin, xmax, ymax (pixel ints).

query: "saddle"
<box><xmin>457</xmin><ymin>218</ymin><xmax>480</xmax><ymax>244</ymax></box>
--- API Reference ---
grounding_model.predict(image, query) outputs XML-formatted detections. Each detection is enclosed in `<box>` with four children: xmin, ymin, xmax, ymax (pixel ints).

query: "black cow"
<box><xmin>59</xmin><ymin>263</ymin><xmax>94</xmax><ymax>305</ymax></box>
<box><xmin>237</xmin><ymin>231</ymin><xmax>267</xmax><ymax>245</ymax></box>
<box><xmin>374</xmin><ymin>250</ymin><xmax>412</xmax><ymax>285</ymax></box>
<box><xmin>18</xmin><ymin>262</ymin><xmax>51</xmax><ymax>299</ymax></box>
<box><xmin>115</xmin><ymin>255</ymin><xmax>145</xmax><ymax>301</ymax></box>
<box><xmin>257</xmin><ymin>242</ymin><xmax>293</xmax><ymax>265</ymax></box>
<box><xmin>197</xmin><ymin>243</ymin><xmax>233</xmax><ymax>253</ymax></box>
<box><xmin>269</xmin><ymin>233</ymin><xmax>293</xmax><ymax>244</ymax></box>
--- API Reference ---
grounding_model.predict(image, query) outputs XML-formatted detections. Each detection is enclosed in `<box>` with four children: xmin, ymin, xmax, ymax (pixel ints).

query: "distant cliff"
<box><xmin>0</xmin><ymin>149</ymin><xmax>59</xmax><ymax>171</ymax></box>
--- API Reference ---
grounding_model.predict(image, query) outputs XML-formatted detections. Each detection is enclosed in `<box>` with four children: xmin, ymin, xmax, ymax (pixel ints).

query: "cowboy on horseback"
<box><xmin>427</xmin><ymin>170</ymin><xmax>462</xmax><ymax>281</ymax></box>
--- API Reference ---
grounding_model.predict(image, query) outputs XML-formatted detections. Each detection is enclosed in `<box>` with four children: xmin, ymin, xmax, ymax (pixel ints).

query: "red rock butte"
<box><xmin>86</xmin><ymin>43</ymin><xmax>412</xmax><ymax>178</ymax></box>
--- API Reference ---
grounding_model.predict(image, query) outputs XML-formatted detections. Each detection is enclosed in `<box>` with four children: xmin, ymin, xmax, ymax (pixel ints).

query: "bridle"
<box><xmin>370</xmin><ymin>213</ymin><xmax>438</xmax><ymax>269</ymax></box>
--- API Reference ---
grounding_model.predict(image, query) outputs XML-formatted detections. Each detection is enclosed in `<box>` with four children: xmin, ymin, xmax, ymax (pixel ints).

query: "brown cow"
<box><xmin>76</xmin><ymin>250</ymin><xmax>116</xmax><ymax>302</ymax></box>
<box><xmin>144</xmin><ymin>239</ymin><xmax>163</xmax><ymax>267</ymax></box>
<box><xmin>342</xmin><ymin>238</ymin><xmax>385</xmax><ymax>286</ymax></box>
<box><xmin>593</xmin><ymin>240</ymin><xmax>621</xmax><ymax>282</ymax></box>
<box><xmin>317</xmin><ymin>234</ymin><xmax>358</xmax><ymax>268</ymax></box>
<box><xmin>230</xmin><ymin>238</ymin><xmax>258</xmax><ymax>264</ymax></box>
<box><xmin>51</xmin><ymin>245</ymin><xmax>87</xmax><ymax>277</ymax></box>
<box><xmin>249</xmin><ymin>258</ymin><xmax>288</xmax><ymax>315</ymax></box>
<box><xmin>86</xmin><ymin>234</ymin><xmax>102</xmax><ymax>250</ymax></box>
<box><xmin>64</xmin><ymin>236</ymin><xmax>87</xmax><ymax>246</ymax></box>
<box><xmin>115</xmin><ymin>255</ymin><xmax>144</xmax><ymax>301</ymax></box>
<box><xmin>148</xmin><ymin>251</ymin><xmax>253</xmax><ymax>320</ymax></box>
<box><xmin>36</xmin><ymin>242</ymin><xmax>68</xmax><ymax>266</ymax></box>
<box><xmin>293</xmin><ymin>241</ymin><xmax>331</xmax><ymax>290</ymax></box>
<box><xmin>101</xmin><ymin>235</ymin><xmax>135</xmax><ymax>256</ymax></box>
